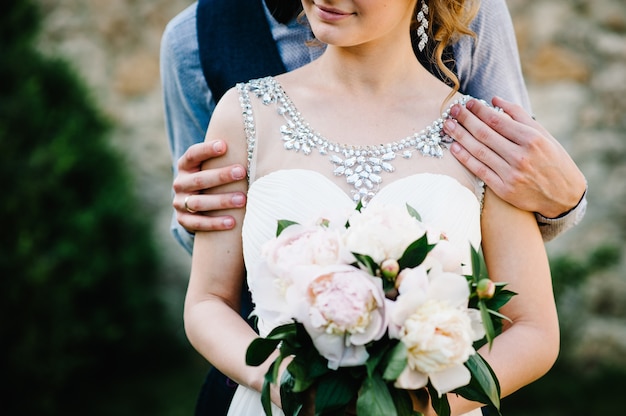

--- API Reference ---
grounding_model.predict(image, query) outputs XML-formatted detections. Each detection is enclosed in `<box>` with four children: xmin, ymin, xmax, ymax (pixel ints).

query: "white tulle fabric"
<box><xmin>227</xmin><ymin>170</ymin><xmax>483</xmax><ymax>416</ymax></box>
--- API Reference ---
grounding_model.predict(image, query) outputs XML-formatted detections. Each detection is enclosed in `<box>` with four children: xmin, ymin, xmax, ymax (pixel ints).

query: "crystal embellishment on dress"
<box><xmin>241</xmin><ymin>77</ymin><xmax>483</xmax><ymax>206</ymax></box>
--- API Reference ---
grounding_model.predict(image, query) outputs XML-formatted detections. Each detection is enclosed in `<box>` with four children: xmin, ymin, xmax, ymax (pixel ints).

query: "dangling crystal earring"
<box><xmin>416</xmin><ymin>0</ymin><xmax>429</xmax><ymax>52</ymax></box>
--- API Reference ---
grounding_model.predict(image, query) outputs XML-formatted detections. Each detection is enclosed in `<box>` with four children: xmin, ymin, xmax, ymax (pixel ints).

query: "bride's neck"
<box><xmin>312</xmin><ymin>45</ymin><xmax>433</xmax><ymax>97</ymax></box>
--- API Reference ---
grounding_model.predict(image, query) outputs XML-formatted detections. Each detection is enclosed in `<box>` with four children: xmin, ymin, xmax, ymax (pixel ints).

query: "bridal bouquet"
<box><xmin>246</xmin><ymin>202</ymin><xmax>514</xmax><ymax>416</ymax></box>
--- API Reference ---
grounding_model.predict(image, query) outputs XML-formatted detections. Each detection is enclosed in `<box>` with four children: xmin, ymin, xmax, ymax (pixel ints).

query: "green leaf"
<box><xmin>427</xmin><ymin>385</ymin><xmax>451</xmax><ymax>416</ymax></box>
<box><xmin>470</xmin><ymin>246</ymin><xmax>489</xmax><ymax>284</ymax></box>
<box><xmin>484</xmin><ymin>288</ymin><xmax>516</xmax><ymax>311</ymax></box>
<box><xmin>278</xmin><ymin>322</ymin><xmax>312</xmax><ymax>356</ymax></box>
<box><xmin>352</xmin><ymin>252</ymin><xmax>379</xmax><ymax>276</ymax></box>
<box><xmin>479</xmin><ymin>300</ymin><xmax>497</xmax><ymax>349</ymax></box>
<box><xmin>487</xmin><ymin>308</ymin><xmax>513</xmax><ymax>324</ymax></box>
<box><xmin>261</xmin><ymin>362</ymin><xmax>275</xmax><ymax>415</ymax></box>
<box><xmin>405</xmin><ymin>203</ymin><xmax>422</xmax><ymax>221</ymax></box>
<box><xmin>357</xmin><ymin>374</ymin><xmax>398</xmax><ymax>416</ymax></box>
<box><xmin>315</xmin><ymin>371</ymin><xmax>359</xmax><ymax>413</ymax></box>
<box><xmin>246</xmin><ymin>323</ymin><xmax>299</xmax><ymax>366</ymax></box>
<box><xmin>389</xmin><ymin>388</ymin><xmax>421</xmax><ymax>416</ymax></box>
<box><xmin>271</xmin><ymin>353</ymin><xmax>288</xmax><ymax>387</ymax></box>
<box><xmin>398</xmin><ymin>234</ymin><xmax>435</xmax><ymax>270</ymax></box>
<box><xmin>382</xmin><ymin>342</ymin><xmax>408</xmax><ymax>381</ymax></box>
<box><xmin>246</xmin><ymin>337</ymin><xmax>281</xmax><ymax>366</ymax></box>
<box><xmin>344</xmin><ymin>201</ymin><xmax>364</xmax><ymax>228</ymax></box>
<box><xmin>287</xmin><ymin>355</ymin><xmax>329</xmax><ymax>393</ymax></box>
<box><xmin>279</xmin><ymin>370</ymin><xmax>305</xmax><ymax>416</ymax></box>
<box><xmin>364</xmin><ymin>338</ymin><xmax>392</xmax><ymax>378</ymax></box>
<box><xmin>277</xmin><ymin>219</ymin><xmax>299</xmax><ymax>236</ymax></box>
<box><xmin>266</xmin><ymin>322</ymin><xmax>299</xmax><ymax>340</ymax></box>
<box><xmin>462</xmin><ymin>354</ymin><xmax>501</xmax><ymax>412</ymax></box>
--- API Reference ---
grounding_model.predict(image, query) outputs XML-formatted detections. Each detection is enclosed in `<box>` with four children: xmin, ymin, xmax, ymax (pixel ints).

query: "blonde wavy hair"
<box><xmin>413</xmin><ymin>0</ymin><xmax>480</xmax><ymax>95</ymax></box>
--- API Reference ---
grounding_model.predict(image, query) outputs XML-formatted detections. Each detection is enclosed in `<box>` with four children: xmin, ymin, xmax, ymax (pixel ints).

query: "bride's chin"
<box><xmin>309</xmin><ymin>30</ymin><xmax>353</xmax><ymax>48</ymax></box>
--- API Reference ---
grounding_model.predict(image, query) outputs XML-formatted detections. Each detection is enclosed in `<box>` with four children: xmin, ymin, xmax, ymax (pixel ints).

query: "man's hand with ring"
<box><xmin>172</xmin><ymin>140</ymin><xmax>247</xmax><ymax>232</ymax></box>
<box><xmin>184</xmin><ymin>195</ymin><xmax>196</xmax><ymax>214</ymax></box>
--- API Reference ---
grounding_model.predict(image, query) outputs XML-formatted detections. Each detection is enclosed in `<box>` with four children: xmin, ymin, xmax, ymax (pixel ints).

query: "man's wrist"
<box><xmin>538</xmin><ymin>187</ymin><xmax>587</xmax><ymax>220</ymax></box>
<box><xmin>536</xmin><ymin>188</ymin><xmax>587</xmax><ymax>242</ymax></box>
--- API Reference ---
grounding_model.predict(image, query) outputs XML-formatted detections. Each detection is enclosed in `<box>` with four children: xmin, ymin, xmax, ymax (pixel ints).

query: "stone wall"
<box><xmin>508</xmin><ymin>0</ymin><xmax>626</xmax><ymax>256</ymax></box>
<box><xmin>38</xmin><ymin>0</ymin><xmax>626</xmax><ymax>362</ymax></box>
<box><xmin>507</xmin><ymin>0</ymin><xmax>626</xmax><ymax>369</ymax></box>
<box><xmin>38</xmin><ymin>0</ymin><xmax>195</xmax><ymax>284</ymax></box>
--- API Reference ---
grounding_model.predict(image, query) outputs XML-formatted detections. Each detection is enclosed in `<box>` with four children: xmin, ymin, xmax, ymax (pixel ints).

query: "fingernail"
<box><xmin>232</xmin><ymin>194</ymin><xmax>245</xmax><ymax>206</ymax></box>
<box><xmin>450</xmin><ymin>104</ymin><xmax>460</xmax><ymax>118</ymax></box>
<box><xmin>231</xmin><ymin>166</ymin><xmax>246</xmax><ymax>180</ymax></box>
<box><xmin>223</xmin><ymin>217</ymin><xmax>235</xmax><ymax>228</ymax></box>
<box><xmin>450</xmin><ymin>142</ymin><xmax>461</xmax><ymax>153</ymax></box>
<box><xmin>466</xmin><ymin>99</ymin><xmax>475</xmax><ymax>110</ymax></box>
<box><xmin>444</xmin><ymin>119</ymin><xmax>456</xmax><ymax>132</ymax></box>
<box><xmin>212</xmin><ymin>140</ymin><xmax>225</xmax><ymax>153</ymax></box>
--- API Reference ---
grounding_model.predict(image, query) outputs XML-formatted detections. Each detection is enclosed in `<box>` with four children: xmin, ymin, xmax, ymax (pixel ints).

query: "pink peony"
<box><xmin>291</xmin><ymin>265</ymin><xmax>387</xmax><ymax>370</ymax></box>
<box><xmin>262</xmin><ymin>223</ymin><xmax>354</xmax><ymax>280</ymax></box>
<box><xmin>251</xmin><ymin>224</ymin><xmax>354</xmax><ymax>325</ymax></box>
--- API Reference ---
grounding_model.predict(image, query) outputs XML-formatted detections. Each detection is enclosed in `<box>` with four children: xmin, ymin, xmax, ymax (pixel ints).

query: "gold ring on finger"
<box><xmin>184</xmin><ymin>195</ymin><xmax>197</xmax><ymax>214</ymax></box>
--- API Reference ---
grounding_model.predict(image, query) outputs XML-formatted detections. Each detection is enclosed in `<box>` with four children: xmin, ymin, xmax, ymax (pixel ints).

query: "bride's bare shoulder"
<box><xmin>204</xmin><ymin>86</ymin><xmax>248</xmax><ymax>165</ymax></box>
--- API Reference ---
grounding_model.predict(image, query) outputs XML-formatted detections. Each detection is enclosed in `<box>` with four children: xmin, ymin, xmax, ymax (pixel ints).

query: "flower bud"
<box><xmin>381</xmin><ymin>259</ymin><xmax>400</xmax><ymax>281</ymax></box>
<box><xmin>317</xmin><ymin>217</ymin><xmax>331</xmax><ymax>228</ymax></box>
<box><xmin>476</xmin><ymin>278</ymin><xmax>496</xmax><ymax>299</ymax></box>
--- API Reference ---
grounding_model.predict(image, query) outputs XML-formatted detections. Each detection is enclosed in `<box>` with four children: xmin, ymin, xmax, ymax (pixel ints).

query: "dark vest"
<box><xmin>196</xmin><ymin>0</ymin><xmax>458</xmax><ymax>104</ymax></box>
<box><xmin>196</xmin><ymin>0</ymin><xmax>287</xmax><ymax>103</ymax></box>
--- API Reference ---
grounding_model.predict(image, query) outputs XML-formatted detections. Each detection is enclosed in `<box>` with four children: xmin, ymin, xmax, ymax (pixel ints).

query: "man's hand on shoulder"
<box><xmin>172</xmin><ymin>140</ymin><xmax>247</xmax><ymax>232</ymax></box>
<box><xmin>444</xmin><ymin>96</ymin><xmax>586</xmax><ymax>218</ymax></box>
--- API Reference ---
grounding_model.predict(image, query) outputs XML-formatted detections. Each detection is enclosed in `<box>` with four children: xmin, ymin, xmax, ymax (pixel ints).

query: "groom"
<box><xmin>160</xmin><ymin>0</ymin><xmax>587</xmax><ymax>414</ymax></box>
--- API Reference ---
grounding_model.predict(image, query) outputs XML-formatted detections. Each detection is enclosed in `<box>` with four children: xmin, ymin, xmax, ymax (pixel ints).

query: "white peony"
<box><xmin>389</xmin><ymin>264</ymin><xmax>485</xmax><ymax>397</ymax></box>
<box><xmin>343</xmin><ymin>203</ymin><xmax>427</xmax><ymax>264</ymax></box>
<box><xmin>423</xmin><ymin>237</ymin><xmax>465</xmax><ymax>274</ymax></box>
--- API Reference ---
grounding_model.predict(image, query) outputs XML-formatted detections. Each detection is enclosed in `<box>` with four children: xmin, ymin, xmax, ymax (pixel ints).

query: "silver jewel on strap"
<box><xmin>245</xmin><ymin>77</ymin><xmax>485</xmax><ymax>206</ymax></box>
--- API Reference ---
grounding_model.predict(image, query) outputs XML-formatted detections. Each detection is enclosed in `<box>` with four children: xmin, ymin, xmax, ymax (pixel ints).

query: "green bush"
<box><xmin>0</xmin><ymin>1</ymin><xmax>186</xmax><ymax>414</ymax></box>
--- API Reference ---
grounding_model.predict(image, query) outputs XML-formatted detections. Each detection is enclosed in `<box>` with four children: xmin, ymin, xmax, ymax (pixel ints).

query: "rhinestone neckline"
<box><xmin>241</xmin><ymin>76</ymin><xmax>472</xmax><ymax>206</ymax></box>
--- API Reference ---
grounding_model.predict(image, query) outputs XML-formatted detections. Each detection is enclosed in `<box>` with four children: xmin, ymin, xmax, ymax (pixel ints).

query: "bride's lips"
<box><xmin>314</xmin><ymin>4</ymin><xmax>354</xmax><ymax>22</ymax></box>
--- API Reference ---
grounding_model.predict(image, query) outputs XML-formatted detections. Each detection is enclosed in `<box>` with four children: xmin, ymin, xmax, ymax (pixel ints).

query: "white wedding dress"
<box><xmin>226</xmin><ymin>77</ymin><xmax>485</xmax><ymax>416</ymax></box>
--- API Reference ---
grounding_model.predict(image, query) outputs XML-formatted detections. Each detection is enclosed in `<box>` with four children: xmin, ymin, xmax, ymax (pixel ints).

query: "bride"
<box><xmin>183</xmin><ymin>1</ymin><xmax>560</xmax><ymax>415</ymax></box>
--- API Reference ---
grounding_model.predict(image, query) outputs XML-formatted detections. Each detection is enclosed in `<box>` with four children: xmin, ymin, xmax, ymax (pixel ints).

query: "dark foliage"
<box><xmin>549</xmin><ymin>244</ymin><xmax>621</xmax><ymax>299</ymax></box>
<box><xmin>0</xmin><ymin>1</ymin><xmax>187</xmax><ymax>414</ymax></box>
<box><xmin>504</xmin><ymin>360</ymin><xmax>626</xmax><ymax>416</ymax></box>
<box><xmin>503</xmin><ymin>245</ymin><xmax>625</xmax><ymax>416</ymax></box>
